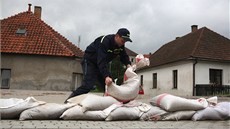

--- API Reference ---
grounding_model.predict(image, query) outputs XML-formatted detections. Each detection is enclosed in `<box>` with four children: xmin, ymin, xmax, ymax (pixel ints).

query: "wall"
<box><xmin>129</xmin><ymin>56</ymin><xmax>136</xmax><ymax>65</ymax></box>
<box><xmin>1</xmin><ymin>54</ymin><xmax>82</xmax><ymax>91</ymax></box>
<box><xmin>137</xmin><ymin>61</ymin><xmax>194</xmax><ymax>96</ymax></box>
<box><xmin>195</xmin><ymin>61</ymin><xmax>230</xmax><ymax>85</ymax></box>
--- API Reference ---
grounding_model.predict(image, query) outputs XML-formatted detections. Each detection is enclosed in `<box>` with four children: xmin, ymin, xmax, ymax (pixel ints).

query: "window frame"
<box><xmin>173</xmin><ymin>70</ymin><xmax>178</xmax><ymax>89</ymax></box>
<box><xmin>209</xmin><ymin>69</ymin><xmax>222</xmax><ymax>85</ymax></box>
<box><xmin>152</xmin><ymin>73</ymin><xmax>157</xmax><ymax>89</ymax></box>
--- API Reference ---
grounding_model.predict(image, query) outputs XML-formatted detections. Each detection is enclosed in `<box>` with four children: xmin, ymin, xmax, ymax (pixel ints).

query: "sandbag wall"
<box><xmin>1</xmin><ymin>93</ymin><xmax>229</xmax><ymax>121</ymax></box>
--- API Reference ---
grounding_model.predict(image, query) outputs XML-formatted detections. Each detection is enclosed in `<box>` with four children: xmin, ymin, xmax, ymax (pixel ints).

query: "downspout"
<box><xmin>193</xmin><ymin>58</ymin><xmax>198</xmax><ymax>96</ymax></box>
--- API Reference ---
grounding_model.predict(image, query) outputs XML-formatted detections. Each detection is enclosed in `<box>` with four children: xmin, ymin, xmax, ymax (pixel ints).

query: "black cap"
<box><xmin>116</xmin><ymin>28</ymin><xmax>132</xmax><ymax>42</ymax></box>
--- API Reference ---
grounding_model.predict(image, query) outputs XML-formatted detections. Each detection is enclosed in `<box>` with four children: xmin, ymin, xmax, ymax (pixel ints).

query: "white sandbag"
<box><xmin>103</xmin><ymin>100</ymin><xmax>149</xmax><ymax>117</ymax></box>
<box><xmin>150</xmin><ymin>93</ymin><xmax>209</xmax><ymax>112</ymax></box>
<box><xmin>133</xmin><ymin>54</ymin><xmax>150</xmax><ymax>70</ymax></box>
<box><xmin>105</xmin><ymin>106</ymin><xmax>141</xmax><ymax>121</ymax></box>
<box><xmin>162</xmin><ymin>111</ymin><xmax>196</xmax><ymax>121</ymax></box>
<box><xmin>0</xmin><ymin>97</ymin><xmax>45</xmax><ymax>119</ymax></box>
<box><xmin>105</xmin><ymin>54</ymin><xmax>149</xmax><ymax>102</ymax></box>
<box><xmin>0</xmin><ymin>98</ymin><xmax>25</xmax><ymax>108</ymax></box>
<box><xmin>60</xmin><ymin>105</ymin><xmax>106</xmax><ymax>120</ymax></box>
<box><xmin>140</xmin><ymin>106</ymin><xmax>168</xmax><ymax>121</ymax></box>
<box><xmin>19</xmin><ymin>103</ymin><xmax>75</xmax><ymax>120</ymax></box>
<box><xmin>192</xmin><ymin>102</ymin><xmax>230</xmax><ymax>121</ymax></box>
<box><xmin>66</xmin><ymin>94</ymin><xmax>89</xmax><ymax>104</ymax></box>
<box><xmin>79</xmin><ymin>94</ymin><xmax>119</xmax><ymax>112</ymax></box>
<box><xmin>106</xmin><ymin>67</ymin><xmax>140</xmax><ymax>102</ymax></box>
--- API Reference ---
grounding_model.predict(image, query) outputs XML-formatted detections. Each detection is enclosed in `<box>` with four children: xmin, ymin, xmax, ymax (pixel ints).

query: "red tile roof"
<box><xmin>148</xmin><ymin>27</ymin><xmax>230</xmax><ymax>68</ymax></box>
<box><xmin>1</xmin><ymin>10</ymin><xmax>84</xmax><ymax>57</ymax></box>
<box><xmin>125</xmin><ymin>47</ymin><xmax>137</xmax><ymax>56</ymax></box>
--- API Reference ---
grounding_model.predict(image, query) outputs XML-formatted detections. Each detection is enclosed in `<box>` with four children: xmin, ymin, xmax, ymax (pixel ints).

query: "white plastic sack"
<box><xmin>60</xmin><ymin>105</ymin><xmax>106</xmax><ymax>120</ymax></box>
<box><xmin>0</xmin><ymin>97</ymin><xmax>45</xmax><ymax>119</ymax></box>
<box><xmin>19</xmin><ymin>103</ymin><xmax>75</xmax><ymax>120</ymax></box>
<box><xmin>79</xmin><ymin>94</ymin><xmax>119</xmax><ymax>112</ymax></box>
<box><xmin>162</xmin><ymin>111</ymin><xmax>196</xmax><ymax>121</ymax></box>
<box><xmin>150</xmin><ymin>93</ymin><xmax>209</xmax><ymax>112</ymax></box>
<box><xmin>133</xmin><ymin>54</ymin><xmax>150</xmax><ymax>70</ymax></box>
<box><xmin>140</xmin><ymin>106</ymin><xmax>168</xmax><ymax>121</ymax></box>
<box><xmin>192</xmin><ymin>102</ymin><xmax>230</xmax><ymax>121</ymax></box>
<box><xmin>66</xmin><ymin>94</ymin><xmax>89</xmax><ymax>104</ymax></box>
<box><xmin>106</xmin><ymin>67</ymin><xmax>140</xmax><ymax>102</ymax></box>
<box><xmin>105</xmin><ymin>54</ymin><xmax>149</xmax><ymax>102</ymax></box>
<box><xmin>105</xmin><ymin>106</ymin><xmax>141</xmax><ymax>121</ymax></box>
<box><xmin>0</xmin><ymin>98</ymin><xmax>25</xmax><ymax>108</ymax></box>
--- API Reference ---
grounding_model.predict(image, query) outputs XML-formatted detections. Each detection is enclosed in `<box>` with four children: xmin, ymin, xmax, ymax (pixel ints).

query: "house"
<box><xmin>125</xmin><ymin>47</ymin><xmax>138</xmax><ymax>65</ymax></box>
<box><xmin>1</xmin><ymin>4</ymin><xmax>84</xmax><ymax>91</ymax></box>
<box><xmin>137</xmin><ymin>25</ymin><xmax>230</xmax><ymax>96</ymax></box>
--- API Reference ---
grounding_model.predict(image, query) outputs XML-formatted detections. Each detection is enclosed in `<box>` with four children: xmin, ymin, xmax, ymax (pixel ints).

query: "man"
<box><xmin>64</xmin><ymin>28</ymin><xmax>132</xmax><ymax>103</ymax></box>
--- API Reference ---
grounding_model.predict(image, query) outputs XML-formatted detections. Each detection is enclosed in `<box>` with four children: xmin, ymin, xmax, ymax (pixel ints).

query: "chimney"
<box><xmin>191</xmin><ymin>25</ymin><xmax>198</xmax><ymax>32</ymax></box>
<box><xmin>175</xmin><ymin>37</ymin><xmax>180</xmax><ymax>39</ymax></box>
<box><xmin>28</xmin><ymin>4</ymin><xmax>32</xmax><ymax>12</ymax></box>
<box><xmin>34</xmin><ymin>6</ymin><xmax>42</xmax><ymax>18</ymax></box>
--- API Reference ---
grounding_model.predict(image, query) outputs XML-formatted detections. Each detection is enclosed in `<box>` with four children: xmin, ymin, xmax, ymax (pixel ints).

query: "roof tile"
<box><xmin>1</xmin><ymin>11</ymin><xmax>84</xmax><ymax>57</ymax></box>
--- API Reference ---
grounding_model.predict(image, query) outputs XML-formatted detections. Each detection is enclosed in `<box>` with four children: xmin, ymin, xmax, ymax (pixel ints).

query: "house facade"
<box><xmin>1</xmin><ymin>5</ymin><xmax>84</xmax><ymax>91</ymax></box>
<box><xmin>137</xmin><ymin>25</ymin><xmax>230</xmax><ymax>96</ymax></box>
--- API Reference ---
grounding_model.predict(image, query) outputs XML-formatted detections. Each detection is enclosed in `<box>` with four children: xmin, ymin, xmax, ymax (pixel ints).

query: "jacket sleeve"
<box><xmin>97</xmin><ymin>37</ymin><xmax>111</xmax><ymax>79</ymax></box>
<box><xmin>120</xmin><ymin>46</ymin><xmax>131</xmax><ymax>66</ymax></box>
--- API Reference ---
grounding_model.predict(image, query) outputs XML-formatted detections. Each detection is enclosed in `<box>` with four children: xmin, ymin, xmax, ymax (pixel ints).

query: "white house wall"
<box><xmin>1</xmin><ymin>54</ymin><xmax>83</xmax><ymax>91</ymax></box>
<box><xmin>137</xmin><ymin>61</ymin><xmax>194</xmax><ymax>96</ymax></box>
<box><xmin>195</xmin><ymin>61</ymin><xmax>230</xmax><ymax>85</ymax></box>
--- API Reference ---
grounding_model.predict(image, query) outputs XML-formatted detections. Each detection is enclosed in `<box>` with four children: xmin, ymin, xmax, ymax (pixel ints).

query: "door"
<box><xmin>71</xmin><ymin>73</ymin><xmax>83</xmax><ymax>90</ymax></box>
<box><xmin>1</xmin><ymin>69</ymin><xmax>11</xmax><ymax>89</ymax></box>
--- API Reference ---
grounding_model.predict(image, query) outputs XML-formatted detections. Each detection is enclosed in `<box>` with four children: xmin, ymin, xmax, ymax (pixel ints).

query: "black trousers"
<box><xmin>71</xmin><ymin>58</ymin><xmax>106</xmax><ymax>96</ymax></box>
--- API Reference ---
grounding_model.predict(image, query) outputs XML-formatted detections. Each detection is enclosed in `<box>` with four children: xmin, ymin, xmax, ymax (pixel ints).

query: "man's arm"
<box><xmin>97</xmin><ymin>37</ymin><xmax>113</xmax><ymax>85</ymax></box>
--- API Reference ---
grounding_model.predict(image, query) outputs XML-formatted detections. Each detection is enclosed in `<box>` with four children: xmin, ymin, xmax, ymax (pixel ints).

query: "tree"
<box><xmin>110</xmin><ymin>55</ymin><xmax>126</xmax><ymax>85</ymax></box>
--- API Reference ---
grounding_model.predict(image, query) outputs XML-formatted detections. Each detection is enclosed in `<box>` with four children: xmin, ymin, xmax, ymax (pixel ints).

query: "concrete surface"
<box><xmin>0</xmin><ymin>89</ymin><xmax>229</xmax><ymax>129</ymax></box>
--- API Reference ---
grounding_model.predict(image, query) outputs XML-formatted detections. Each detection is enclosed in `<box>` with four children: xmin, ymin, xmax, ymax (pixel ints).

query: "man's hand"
<box><xmin>105</xmin><ymin>76</ymin><xmax>113</xmax><ymax>86</ymax></box>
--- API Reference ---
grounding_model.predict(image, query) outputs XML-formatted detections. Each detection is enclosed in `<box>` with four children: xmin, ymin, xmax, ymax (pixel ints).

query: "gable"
<box><xmin>148</xmin><ymin>27</ymin><xmax>230</xmax><ymax>68</ymax></box>
<box><xmin>1</xmin><ymin>11</ymin><xmax>83</xmax><ymax>58</ymax></box>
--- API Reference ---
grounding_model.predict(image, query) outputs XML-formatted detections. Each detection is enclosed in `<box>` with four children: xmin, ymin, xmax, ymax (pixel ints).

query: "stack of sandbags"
<box><xmin>0</xmin><ymin>97</ymin><xmax>45</xmax><ymax>119</ymax></box>
<box><xmin>192</xmin><ymin>102</ymin><xmax>230</xmax><ymax>121</ymax></box>
<box><xmin>61</xmin><ymin>94</ymin><xmax>119</xmax><ymax>120</ymax></box>
<box><xmin>149</xmin><ymin>93</ymin><xmax>219</xmax><ymax>121</ymax></box>
<box><xmin>105</xmin><ymin>54</ymin><xmax>149</xmax><ymax>102</ymax></box>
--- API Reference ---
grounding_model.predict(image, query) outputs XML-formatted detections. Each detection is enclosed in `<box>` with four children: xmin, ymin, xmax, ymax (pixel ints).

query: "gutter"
<box><xmin>193</xmin><ymin>58</ymin><xmax>198</xmax><ymax>96</ymax></box>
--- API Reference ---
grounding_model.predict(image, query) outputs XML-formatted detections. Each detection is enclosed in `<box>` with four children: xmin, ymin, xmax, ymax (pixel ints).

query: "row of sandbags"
<box><xmin>149</xmin><ymin>93</ymin><xmax>230</xmax><ymax>121</ymax></box>
<box><xmin>0</xmin><ymin>93</ymin><xmax>229</xmax><ymax>121</ymax></box>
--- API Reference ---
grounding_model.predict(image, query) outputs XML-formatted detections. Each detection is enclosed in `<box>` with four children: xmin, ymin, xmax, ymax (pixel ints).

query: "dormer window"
<box><xmin>16</xmin><ymin>28</ymin><xmax>27</xmax><ymax>36</ymax></box>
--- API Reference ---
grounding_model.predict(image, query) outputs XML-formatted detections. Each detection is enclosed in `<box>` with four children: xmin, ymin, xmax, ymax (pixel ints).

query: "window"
<box><xmin>173</xmin><ymin>70</ymin><xmax>177</xmax><ymax>89</ymax></box>
<box><xmin>209</xmin><ymin>69</ymin><xmax>222</xmax><ymax>85</ymax></box>
<box><xmin>1</xmin><ymin>69</ymin><xmax>11</xmax><ymax>89</ymax></box>
<box><xmin>140</xmin><ymin>75</ymin><xmax>143</xmax><ymax>85</ymax></box>
<box><xmin>16</xmin><ymin>28</ymin><xmax>27</xmax><ymax>36</ymax></box>
<box><xmin>153</xmin><ymin>73</ymin><xmax>157</xmax><ymax>89</ymax></box>
<box><xmin>131</xmin><ymin>58</ymin><xmax>134</xmax><ymax>63</ymax></box>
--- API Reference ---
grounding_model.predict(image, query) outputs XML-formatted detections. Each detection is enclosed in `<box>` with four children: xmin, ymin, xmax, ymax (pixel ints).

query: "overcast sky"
<box><xmin>1</xmin><ymin>0</ymin><xmax>229</xmax><ymax>54</ymax></box>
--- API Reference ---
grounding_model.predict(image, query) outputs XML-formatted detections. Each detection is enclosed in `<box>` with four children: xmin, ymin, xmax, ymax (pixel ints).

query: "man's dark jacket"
<box><xmin>84</xmin><ymin>34</ymin><xmax>131</xmax><ymax>78</ymax></box>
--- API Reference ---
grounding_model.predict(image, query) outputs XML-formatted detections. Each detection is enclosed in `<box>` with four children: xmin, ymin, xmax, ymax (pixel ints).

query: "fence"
<box><xmin>195</xmin><ymin>84</ymin><xmax>230</xmax><ymax>96</ymax></box>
